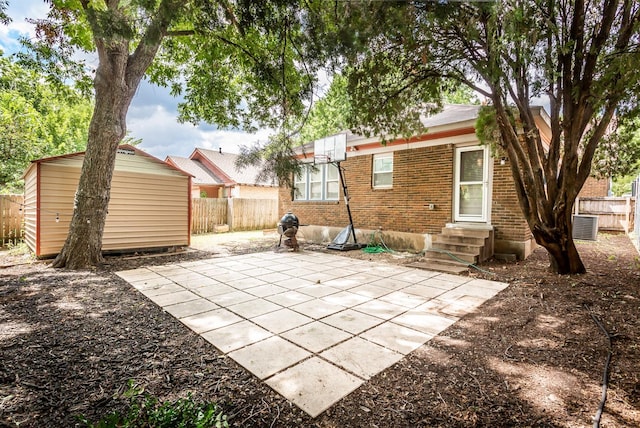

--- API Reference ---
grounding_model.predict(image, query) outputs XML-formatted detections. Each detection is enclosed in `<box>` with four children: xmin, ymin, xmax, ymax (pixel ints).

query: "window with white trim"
<box><xmin>293</xmin><ymin>163</ymin><xmax>340</xmax><ymax>201</ymax></box>
<box><xmin>309</xmin><ymin>165</ymin><xmax>323</xmax><ymax>200</ymax></box>
<box><xmin>373</xmin><ymin>153</ymin><xmax>393</xmax><ymax>188</ymax></box>
<box><xmin>293</xmin><ymin>167</ymin><xmax>307</xmax><ymax>200</ymax></box>
<box><xmin>325</xmin><ymin>163</ymin><xmax>340</xmax><ymax>200</ymax></box>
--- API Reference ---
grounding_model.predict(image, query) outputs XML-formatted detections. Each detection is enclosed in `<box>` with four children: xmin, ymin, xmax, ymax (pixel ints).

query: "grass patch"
<box><xmin>79</xmin><ymin>381</ymin><xmax>228</xmax><ymax>428</ymax></box>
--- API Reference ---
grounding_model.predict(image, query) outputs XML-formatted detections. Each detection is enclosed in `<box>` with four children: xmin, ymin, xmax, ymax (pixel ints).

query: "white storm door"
<box><xmin>454</xmin><ymin>146</ymin><xmax>489</xmax><ymax>222</ymax></box>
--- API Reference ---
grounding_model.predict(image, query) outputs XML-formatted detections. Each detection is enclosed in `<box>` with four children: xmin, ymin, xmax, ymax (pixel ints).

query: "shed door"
<box><xmin>454</xmin><ymin>146</ymin><xmax>489</xmax><ymax>222</ymax></box>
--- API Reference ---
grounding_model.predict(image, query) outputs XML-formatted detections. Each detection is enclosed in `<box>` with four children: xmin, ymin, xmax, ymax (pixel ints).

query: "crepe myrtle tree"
<box><xmin>322</xmin><ymin>0</ymin><xmax>640</xmax><ymax>274</ymax></box>
<box><xmin>15</xmin><ymin>0</ymin><xmax>320</xmax><ymax>269</ymax></box>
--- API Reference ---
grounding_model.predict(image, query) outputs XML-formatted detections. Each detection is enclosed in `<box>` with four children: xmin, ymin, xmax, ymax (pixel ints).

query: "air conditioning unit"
<box><xmin>572</xmin><ymin>214</ymin><xmax>598</xmax><ymax>241</ymax></box>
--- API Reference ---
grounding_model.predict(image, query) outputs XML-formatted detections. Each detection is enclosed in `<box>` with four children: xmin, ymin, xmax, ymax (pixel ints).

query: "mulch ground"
<box><xmin>0</xmin><ymin>233</ymin><xmax>638</xmax><ymax>427</ymax></box>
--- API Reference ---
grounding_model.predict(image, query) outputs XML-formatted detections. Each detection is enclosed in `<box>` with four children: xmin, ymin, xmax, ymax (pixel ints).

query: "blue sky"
<box><xmin>0</xmin><ymin>0</ymin><xmax>272</xmax><ymax>160</ymax></box>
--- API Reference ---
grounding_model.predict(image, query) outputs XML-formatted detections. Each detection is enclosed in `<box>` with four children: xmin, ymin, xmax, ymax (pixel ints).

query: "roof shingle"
<box><xmin>166</xmin><ymin>156</ymin><xmax>222</xmax><ymax>185</ymax></box>
<box><xmin>194</xmin><ymin>149</ymin><xmax>275</xmax><ymax>187</ymax></box>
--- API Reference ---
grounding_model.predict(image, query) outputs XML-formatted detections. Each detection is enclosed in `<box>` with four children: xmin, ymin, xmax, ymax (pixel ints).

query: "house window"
<box><xmin>294</xmin><ymin>163</ymin><xmax>340</xmax><ymax>201</ymax></box>
<box><xmin>309</xmin><ymin>165</ymin><xmax>323</xmax><ymax>200</ymax></box>
<box><xmin>293</xmin><ymin>167</ymin><xmax>307</xmax><ymax>200</ymax></box>
<box><xmin>373</xmin><ymin>153</ymin><xmax>393</xmax><ymax>188</ymax></box>
<box><xmin>325</xmin><ymin>163</ymin><xmax>340</xmax><ymax>200</ymax></box>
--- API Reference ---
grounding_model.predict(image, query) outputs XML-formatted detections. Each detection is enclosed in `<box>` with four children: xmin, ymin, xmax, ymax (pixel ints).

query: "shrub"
<box><xmin>79</xmin><ymin>381</ymin><xmax>228</xmax><ymax>428</ymax></box>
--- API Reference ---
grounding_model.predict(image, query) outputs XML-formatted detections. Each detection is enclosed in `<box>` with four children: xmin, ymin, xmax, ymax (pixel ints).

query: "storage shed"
<box><xmin>22</xmin><ymin>145</ymin><xmax>192</xmax><ymax>257</ymax></box>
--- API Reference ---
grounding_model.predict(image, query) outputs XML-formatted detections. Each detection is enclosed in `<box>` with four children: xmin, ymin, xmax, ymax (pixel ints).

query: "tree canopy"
<box><xmin>0</xmin><ymin>52</ymin><xmax>92</xmax><ymax>193</ymax></box>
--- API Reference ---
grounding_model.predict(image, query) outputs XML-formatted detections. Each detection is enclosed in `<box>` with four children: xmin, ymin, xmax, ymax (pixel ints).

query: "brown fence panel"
<box><xmin>230</xmin><ymin>198</ymin><xmax>279</xmax><ymax>231</ymax></box>
<box><xmin>577</xmin><ymin>196</ymin><xmax>635</xmax><ymax>232</ymax></box>
<box><xmin>191</xmin><ymin>198</ymin><xmax>228</xmax><ymax>234</ymax></box>
<box><xmin>1</xmin><ymin>195</ymin><xmax>25</xmax><ymax>247</ymax></box>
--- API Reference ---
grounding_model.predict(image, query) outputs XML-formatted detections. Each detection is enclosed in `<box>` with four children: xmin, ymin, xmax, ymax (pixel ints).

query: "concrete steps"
<box><xmin>408</xmin><ymin>260</ymin><xmax>469</xmax><ymax>275</ymax></box>
<box><xmin>416</xmin><ymin>225</ymin><xmax>494</xmax><ymax>274</ymax></box>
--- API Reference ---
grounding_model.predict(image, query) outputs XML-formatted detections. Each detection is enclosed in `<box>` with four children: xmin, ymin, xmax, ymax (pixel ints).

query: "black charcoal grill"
<box><xmin>277</xmin><ymin>212</ymin><xmax>300</xmax><ymax>250</ymax></box>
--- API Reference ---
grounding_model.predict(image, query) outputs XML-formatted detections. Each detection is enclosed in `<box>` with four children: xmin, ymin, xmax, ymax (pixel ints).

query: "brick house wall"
<box><xmin>490</xmin><ymin>159</ymin><xmax>535</xmax><ymax>256</ymax></box>
<box><xmin>279</xmin><ymin>141</ymin><xmax>536</xmax><ymax>258</ymax></box>
<box><xmin>277</xmin><ymin>104</ymin><xmax>554</xmax><ymax>259</ymax></box>
<box><xmin>579</xmin><ymin>177</ymin><xmax>610</xmax><ymax>197</ymax></box>
<box><xmin>280</xmin><ymin>145</ymin><xmax>454</xmax><ymax>235</ymax></box>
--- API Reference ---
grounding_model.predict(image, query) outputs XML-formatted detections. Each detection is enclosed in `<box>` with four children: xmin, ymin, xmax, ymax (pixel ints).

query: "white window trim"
<box><xmin>325</xmin><ymin>163</ymin><xmax>340</xmax><ymax>200</ymax></box>
<box><xmin>294</xmin><ymin>163</ymin><xmax>340</xmax><ymax>201</ymax></box>
<box><xmin>372</xmin><ymin>153</ymin><xmax>393</xmax><ymax>189</ymax></box>
<box><xmin>293</xmin><ymin>166</ymin><xmax>308</xmax><ymax>200</ymax></box>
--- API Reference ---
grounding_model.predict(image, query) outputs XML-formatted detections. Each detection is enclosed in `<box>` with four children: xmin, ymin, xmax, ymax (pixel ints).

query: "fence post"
<box><xmin>227</xmin><ymin>197</ymin><xmax>234</xmax><ymax>232</ymax></box>
<box><xmin>626</xmin><ymin>197</ymin><xmax>631</xmax><ymax>234</ymax></box>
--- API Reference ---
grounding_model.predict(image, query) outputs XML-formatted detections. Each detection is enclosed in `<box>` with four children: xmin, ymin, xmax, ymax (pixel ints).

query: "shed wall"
<box><xmin>37</xmin><ymin>164</ymin><xmax>79</xmax><ymax>256</ymax></box>
<box><xmin>31</xmin><ymin>150</ymin><xmax>190</xmax><ymax>257</ymax></box>
<box><xmin>23</xmin><ymin>166</ymin><xmax>38</xmax><ymax>253</ymax></box>
<box><xmin>104</xmin><ymin>169</ymin><xmax>189</xmax><ymax>251</ymax></box>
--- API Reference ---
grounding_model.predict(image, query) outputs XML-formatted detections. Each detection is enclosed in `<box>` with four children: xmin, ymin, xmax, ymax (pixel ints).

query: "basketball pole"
<box><xmin>336</xmin><ymin>161</ymin><xmax>358</xmax><ymax>245</ymax></box>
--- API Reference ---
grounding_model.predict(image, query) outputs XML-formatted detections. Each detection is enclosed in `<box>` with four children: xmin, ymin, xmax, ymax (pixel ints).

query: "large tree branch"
<box><xmin>581</xmin><ymin>0</ymin><xmax>618</xmax><ymax>89</ymax></box>
<box><xmin>166</xmin><ymin>30</ymin><xmax>196</xmax><ymax>37</ymax></box>
<box><xmin>127</xmin><ymin>0</ymin><xmax>183</xmax><ymax>92</ymax></box>
<box><xmin>545</xmin><ymin>4</ymin><xmax>562</xmax><ymax>202</ymax></box>
<box><xmin>576</xmin><ymin>103</ymin><xmax>617</xmax><ymax>192</ymax></box>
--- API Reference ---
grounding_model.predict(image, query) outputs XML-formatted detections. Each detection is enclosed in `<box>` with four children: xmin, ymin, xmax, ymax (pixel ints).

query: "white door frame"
<box><xmin>453</xmin><ymin>145</ymin><xmax>490</xmax><ymax>223</ymax></box>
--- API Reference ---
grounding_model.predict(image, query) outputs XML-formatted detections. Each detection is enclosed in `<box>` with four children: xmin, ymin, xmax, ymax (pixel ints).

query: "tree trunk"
<box><xmin>52</xmin><ymin>47</ymin><xmax>132</xmax><ymax>269</ymax></box>
<box><xmin>529</xmin><ymin>206</ymin><xmax>587</xmax><ymax>275</ymax></box>
<box><xmin>538</xmin><ymin>234</ymin><xmax>586</xmax><ymax>275</ymax></box>
<box><xmin>48</xmin><ymin>1</ymin><xmax>183</xmax><ymax>269</ymax></box>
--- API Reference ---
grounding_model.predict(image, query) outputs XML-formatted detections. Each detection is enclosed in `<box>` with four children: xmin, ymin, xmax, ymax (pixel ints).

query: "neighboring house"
<box><xmin>279</xmin><ymin>104</ymin><xmax>549</xmax><ymax>265</ymax></box>
<box><xmin>166</xmin><ymin>148</ymin><xmax>279</xmax><ymax>200</ymax></box>
<box><xmin>165</xmin><ymin>155</ymin><xmax>223</xmax><ymax>198</ymax></box>
<box><xmin>23</xmin><ymin>145</ymin><xmax>191</xmax><ymax>257</ymax></box>
<box><xmin>578</xmin><ymin>177</ymin><xmax>610</xmax><ymax>197</ymax></box>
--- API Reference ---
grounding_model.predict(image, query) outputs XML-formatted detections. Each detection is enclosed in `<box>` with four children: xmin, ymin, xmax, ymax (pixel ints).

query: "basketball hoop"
<box><xmin>313</xmin><ymin>134</ymin><xmax>346</xmax><ymax>163</ymax></box>
<box><xmin>314</xmin><ymin>154</ymin><xmax>330</xmax><ymax>164</ymax></box>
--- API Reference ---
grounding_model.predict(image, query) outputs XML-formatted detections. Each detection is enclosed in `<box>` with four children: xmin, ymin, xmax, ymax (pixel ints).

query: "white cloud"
<box><xmin>0</xmin><ymin>1</ymin><xmax>49</xmax><ymax>53</ymax></box>
<box><xmin>129</xmin><ymin>104</ymin><xmax>272</xmax><ymax>160</ymax></box>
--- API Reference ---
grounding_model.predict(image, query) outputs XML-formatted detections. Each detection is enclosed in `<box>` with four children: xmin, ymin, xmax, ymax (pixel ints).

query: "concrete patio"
<box><xmin>116</xmin><ymin>250</ymin><xmax>508</xmax><ymax>417</ymax></box>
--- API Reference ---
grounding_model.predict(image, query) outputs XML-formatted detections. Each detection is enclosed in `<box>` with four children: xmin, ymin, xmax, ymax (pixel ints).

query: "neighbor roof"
<box><xmin>193</xmin><ymin>148</ymin><xmax>275</xmax><ymax>187</ymax></box>
<box><xmin>166</xmin><ymin>156</ymin><xmax>222</xmax><ymax>186</ymax></box>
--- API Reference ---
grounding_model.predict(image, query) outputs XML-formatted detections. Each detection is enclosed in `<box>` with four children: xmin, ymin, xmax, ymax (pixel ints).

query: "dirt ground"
<box><xmin>0</xmin><ymin>233</ymin><xmax>638</xmax><ymax>427</ymax></box>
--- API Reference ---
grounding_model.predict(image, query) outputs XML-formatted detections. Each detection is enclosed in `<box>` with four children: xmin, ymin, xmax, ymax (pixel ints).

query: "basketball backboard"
<box><xmin>313</xmin><ymin>133</ymin><xmax>347</xmax><ymax>163</ymax></box>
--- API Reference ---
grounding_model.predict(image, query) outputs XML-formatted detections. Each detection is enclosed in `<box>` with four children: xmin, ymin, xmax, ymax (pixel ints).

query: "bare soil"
<box><xmin>1</xmin><ymin>233</ymin><xmax>639</xmax><ymax>427</ymax></box>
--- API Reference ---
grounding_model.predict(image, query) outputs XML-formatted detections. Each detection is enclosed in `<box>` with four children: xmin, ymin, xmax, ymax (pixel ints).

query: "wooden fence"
<box><xmin>0</xmin><ymin>196</ymin><xmax>278</xmax><ymax>241</ymax></box>
<box><xmin>229</xmin><ymin>198</ymin><xmax>279</xmax><ymax>231</ymax></box>
<box><xmin>0</xmin><ymin>195</ymin><xmax>24</xmax><ymax>247</ymax></box>
<box><xmin>576</xmin><ymin>196</ymin><xmax>635</xmax><ymax>232</ymax></box>
<box><xmin>190</xmin><ymin>197</ymin><xmax>278</xmax><ymax>234</ymax></box>
<box><xmin>191</xmin><ymin>198</ymin><xmax>228</xmax><ymax>234</ymax></box>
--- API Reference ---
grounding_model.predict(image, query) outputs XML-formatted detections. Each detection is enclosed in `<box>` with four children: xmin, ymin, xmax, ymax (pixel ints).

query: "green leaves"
<box><xmin>592</xmin><ymin>117</ymin><xmax>640</xmax><ymax>180</ymax></box>
<box><xmin>0</xmin><ymin>54</ymin><xmax>92</xmax><ymax>193</ymax></box>
<box><xmin>297</xmin><ymin>74</ymin><xmax>350</xmax><ymax>144</ymax></box>
<box><xmin>80</xmin><ymin>380</ymin><xmax>228</xmax><ymax>428</ymax></box>
<box><xmin>0</xmin><ymin>0</ymin><xmax>9</xmax><ymax>25</ymax></box>
<box><xmin>157</xmin><ymin>2</ymin><xmax>318</xmax><ymax>133</ymax></box>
